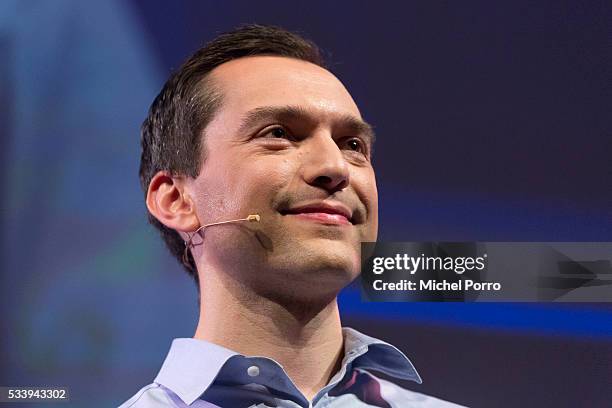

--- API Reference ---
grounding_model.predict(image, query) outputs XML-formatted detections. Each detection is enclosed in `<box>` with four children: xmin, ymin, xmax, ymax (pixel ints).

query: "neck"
<box><xmin>194</xmin><ymin>268</ymin><xmax>345</xmax><ymax>402</ymax></box>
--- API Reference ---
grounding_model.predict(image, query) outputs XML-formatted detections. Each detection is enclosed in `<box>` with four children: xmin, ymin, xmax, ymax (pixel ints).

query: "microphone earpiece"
<box><xmin>201</xmin><ymin>214</ymin><xmax>261</xmax><ymax>229</ymax></box>
<box><xmin>182</xmin><ymin>214</ymin><xmax>262</xmax><ymax>265</ymax></box>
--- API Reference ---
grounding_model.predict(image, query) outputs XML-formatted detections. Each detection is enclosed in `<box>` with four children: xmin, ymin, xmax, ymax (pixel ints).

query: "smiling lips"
<box><xmin>282</xmin><ymin>202</ymin><xmax>353</xmax><ymax>225</ymax></box>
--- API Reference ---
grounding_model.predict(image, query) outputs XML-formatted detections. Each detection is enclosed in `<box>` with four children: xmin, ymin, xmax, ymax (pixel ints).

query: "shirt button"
<box><xmin>247</xmin><ymin>365</ymin><xmax>260</xmax><ymax>377</ymax></box>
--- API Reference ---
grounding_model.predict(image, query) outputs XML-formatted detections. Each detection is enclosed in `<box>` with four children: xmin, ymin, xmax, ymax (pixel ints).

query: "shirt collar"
<box><xmin>341</xmin><ymin>327</ymin><xmax>423</xmax><ymax>384</ymax></box>
<box><xmin>154</xmin><ymin>327</ymin><xmax>422</xmax><ymax>405</ymax></box>
<box><xmin>154</xmin><ymin>338</ymin><xmax>238</xmax><ymax>405</ymax></box>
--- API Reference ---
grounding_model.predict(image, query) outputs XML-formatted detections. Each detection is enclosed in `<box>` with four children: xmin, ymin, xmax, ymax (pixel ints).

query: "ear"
<box><xmin>146</xmin><ymin>171</ymin><xmax>199</xmax><ymax>237</ymax></box>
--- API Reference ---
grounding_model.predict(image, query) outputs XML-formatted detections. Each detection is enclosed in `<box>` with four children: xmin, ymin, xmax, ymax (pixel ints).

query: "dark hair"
<box><xmin>139</xmin><ymin>24</ymin><xmax>326</xmax><ymax>285</ymax></box>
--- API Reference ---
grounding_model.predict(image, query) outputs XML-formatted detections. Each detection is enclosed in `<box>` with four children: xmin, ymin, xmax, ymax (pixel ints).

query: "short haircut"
<box><xmin>139</xmin><ymin>25</ymin><xmax>326</xmax><ymax>285</ymax></box>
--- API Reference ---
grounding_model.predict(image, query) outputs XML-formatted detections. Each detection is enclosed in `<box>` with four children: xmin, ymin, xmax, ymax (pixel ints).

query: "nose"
<box><xmin>301</xmin><ymin>131</ymin><xmax>350</xmax><ymax>193</ymax></box>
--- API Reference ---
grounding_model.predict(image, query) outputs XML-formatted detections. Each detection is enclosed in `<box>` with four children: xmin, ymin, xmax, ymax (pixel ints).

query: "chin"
<box><xmin>285</xmin><ymin>246</ymin><xmax>360</xmax><ymax>284</ymax></box>
<box><xmin>265</xmin><ymin>266</ymin><xmax>356</xmax><ymax>306</ymax></box>
<box><xmin>249</xmin><ymin>250</ymin><xmax>360</xmax><ymax>306</ymax></box>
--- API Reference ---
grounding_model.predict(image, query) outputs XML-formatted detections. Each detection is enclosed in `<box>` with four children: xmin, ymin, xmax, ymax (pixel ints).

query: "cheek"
<box><xmin>192</xmin><ymin>156</ymin><xmax>246</xmax><ymax>222</ymax></box>
<box><xmin>358</xmin><ymin>168</ymin><xmax>379</xmax><ymax>239</ymax></box>
<box><xmin>196</xmin><ymin>154</ymin><xmax>295</xmax><ymax>220</ymax></box>
<box><xmin>241</xmin><ymin>157</ymin><xmax>297</xmax><ymax>208</ymax></box>
<box><xmin>192</xmin><ymin>179</ymin><xmax>237</xmax><ymax>223</ymax></box>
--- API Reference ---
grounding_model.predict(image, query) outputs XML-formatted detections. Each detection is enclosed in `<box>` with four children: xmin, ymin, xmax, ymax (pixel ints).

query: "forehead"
<box><xmin>207</xmin><ymin>56</ymin><xmax>362</xmax><ymax>120</ymax></box>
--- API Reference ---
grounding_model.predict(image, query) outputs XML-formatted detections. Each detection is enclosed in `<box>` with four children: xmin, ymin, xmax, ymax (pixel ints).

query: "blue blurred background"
<box><xmin>1</xmin><ymin>1</ymin><xmax>610</xmax><ymax>407</ymax></box>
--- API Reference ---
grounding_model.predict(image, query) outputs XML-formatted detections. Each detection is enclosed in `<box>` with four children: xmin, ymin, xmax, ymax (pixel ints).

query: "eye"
<box><xmin>343</xmin><ymin>138</ymin><xmax>366</xmax><ymax>154</ymax></box>
<box><xmin>261</xmin><ymin>126</ymin><xmax>292</xmax><ymax>139</ymax></box>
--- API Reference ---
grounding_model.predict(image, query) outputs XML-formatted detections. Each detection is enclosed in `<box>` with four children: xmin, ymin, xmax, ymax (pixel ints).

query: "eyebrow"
<box><xmin>237</xmin><ymin>105</ymin><xmax>376</xmax><ymax>146</ymax></box>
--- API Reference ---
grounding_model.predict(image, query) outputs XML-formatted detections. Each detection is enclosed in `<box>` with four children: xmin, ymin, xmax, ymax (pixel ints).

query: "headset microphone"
<box><xmin>201</xmin><ymin>214</ymin><xmax>260</xmax><ymax>228</ymax></box>
<box><xmin>182</xmin><ymin>214</ymin><xmax>261</xmax><ymax>264</ymax></box>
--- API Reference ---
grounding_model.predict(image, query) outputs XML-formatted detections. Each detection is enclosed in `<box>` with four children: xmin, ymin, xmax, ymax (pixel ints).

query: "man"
<box><xmin>121</xmin><ymin>25</ymin><xmax>462</xmax><ymax>407</ymax></box>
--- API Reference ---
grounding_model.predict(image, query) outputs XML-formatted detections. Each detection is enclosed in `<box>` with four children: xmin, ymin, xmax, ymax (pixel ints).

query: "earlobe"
<box><xmin>146</xmin><ymin>171</ymin><xmax>200</xmax><ymax>233</ymax></box>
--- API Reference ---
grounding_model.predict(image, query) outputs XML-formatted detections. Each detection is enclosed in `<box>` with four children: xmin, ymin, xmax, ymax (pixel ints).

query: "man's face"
<box><xmin>189</xmin><ymin>56</ymin><xmax>378</xmax><ymax>302</ymax></box>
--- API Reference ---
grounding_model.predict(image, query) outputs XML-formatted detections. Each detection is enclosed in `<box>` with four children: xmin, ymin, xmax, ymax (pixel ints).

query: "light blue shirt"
<box><xmin>119</xmin><ymin>327</ymin><xmax>464</xmax><ymax>407</ymax></box>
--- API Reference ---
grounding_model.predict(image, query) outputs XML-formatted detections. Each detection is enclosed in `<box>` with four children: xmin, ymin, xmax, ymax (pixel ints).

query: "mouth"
<box><xmin>279</xmin><ymin>202</ymin><xmax>354</xmax><ymax>226</ymax></box>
